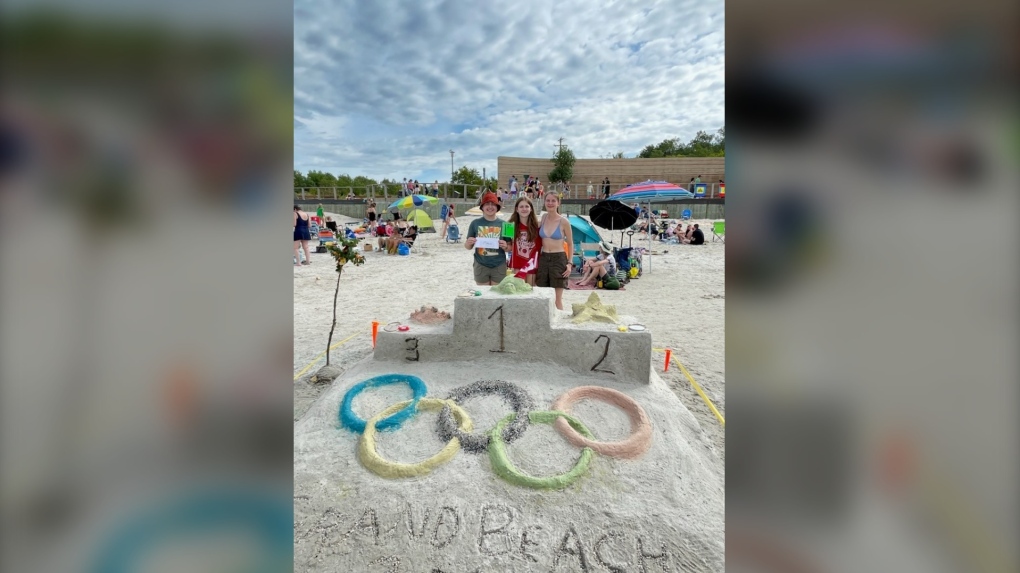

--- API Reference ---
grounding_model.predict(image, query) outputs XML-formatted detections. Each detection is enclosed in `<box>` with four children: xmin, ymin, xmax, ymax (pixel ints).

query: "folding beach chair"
<box><xmin>576</xmin><ymin>242</ymin><xmax>601</xmax><ymax>269</ymax></box>
<box><xmin>681</xmin><ymin>209</ymin><xmax>692</xmax><ymax>220</ymax></box>
<box><xmin>711</xmin><ymin>221</ymin><xmax>725</xmax><ymax>243</ymax></box>
<box><xmin>315</xmin><ymin>229</ymin><xmax>336</xmax><ymax>252</ymax></box>
<box><xmin>445</xmin><ymin>224</ymin><xmax>461</xmax><ymax>243</ymax></box>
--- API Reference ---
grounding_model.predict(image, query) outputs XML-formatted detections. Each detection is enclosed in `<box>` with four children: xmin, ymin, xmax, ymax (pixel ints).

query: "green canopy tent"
<box><xmin>404</xmin><ymin>208</ymin><xmax>436</xmax><ymax>233</ymax></box>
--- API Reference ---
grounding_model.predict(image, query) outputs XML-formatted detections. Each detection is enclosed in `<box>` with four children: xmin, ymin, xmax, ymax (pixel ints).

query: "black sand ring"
<box><xmin>436</xmin><ymin>380</ymin><xmax>534</xmax><ymax>453</ymax></box>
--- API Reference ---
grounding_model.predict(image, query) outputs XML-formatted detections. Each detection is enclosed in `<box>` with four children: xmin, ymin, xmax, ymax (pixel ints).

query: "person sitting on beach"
<box><xmin>465</xmin><ymin>192</ymin><xmax>509</xmax><ymax>286</ymax></box>
<box><xmin>578</xmin><ymin>244</ymin><xmax>616</xmax><ymax>287</ymax></box>
<box><xmin>376</xmin><ymin>221</ymin><xmax>394</xmax><ymax>249</ymax></box>
<box><xmin>325</xmin><ymin>216</ymin><xmax>338</xmax><ymax>234</ymax></box>
<box><xmin>385</xmin><ymin>223</ymin><xmax>405</xmax><ymax>254</ymax></box>
<box><xmin>401</xmin><ymin>224</ymin><xmax>419</xmax><ymax>248</ymax></box>
<box><xmin>683</xmin><ymin>223</ymin><xmax>705</xmax><ymax>245</ymax></box>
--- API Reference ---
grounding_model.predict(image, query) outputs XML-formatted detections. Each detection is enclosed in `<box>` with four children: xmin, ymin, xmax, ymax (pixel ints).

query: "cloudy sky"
<box><xmin>294</xmin><ymin>0</ymin><xmax>724</xmax><ymax>184</ymax></box>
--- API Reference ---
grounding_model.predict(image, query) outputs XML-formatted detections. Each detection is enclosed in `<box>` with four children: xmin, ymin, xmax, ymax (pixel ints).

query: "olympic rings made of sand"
<box><xmin>359</xmin><ymin>399</ymin><xmax>473</xmax><ymax>479</ymax></box>
<box><xmin>487</xmin><ymin>411</ymin><xmax>595</xmax><ymax>490</ymax></box>
<box><xmin>550</xmin><ymin>386</ymin><xmax>653</xmax><ymax>459</ymax></box>
<box><xmin>340</xmin><ymin>374</ymin><xmax>428</xmax><ymax>433</ymax></box>
<box><xmin>436</xmin><ymin>380</ymin><xmax>535</xmax><ymax>454</ymax></box>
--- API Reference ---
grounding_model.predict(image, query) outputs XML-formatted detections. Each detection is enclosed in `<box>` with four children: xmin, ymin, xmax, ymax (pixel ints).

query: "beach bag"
<box><xmin>397</xmin><ymin>243</ymin><xmax>410</xmax><ymax>256</ymax></box>
<box><xmin>603</xmin><ymin>274</ymin><xmax>621</xmax><ymax>290</ymax></box>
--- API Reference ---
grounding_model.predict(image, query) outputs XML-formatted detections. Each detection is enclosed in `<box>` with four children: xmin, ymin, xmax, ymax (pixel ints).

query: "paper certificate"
<box><xmin>474</xmin><ymin>237</ymin><xmax>500</xmax><ymax>249</ymax></box>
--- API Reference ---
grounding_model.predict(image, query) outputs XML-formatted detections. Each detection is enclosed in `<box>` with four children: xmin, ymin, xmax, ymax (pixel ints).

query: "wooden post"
<box><xmin>333</xmin><ymin>187</ymin><xmax>337</xmax><ymax>199</ymax></box>
<box><xmin>300</xmin><ymin>188</ymin><xmax>306</xmax><ymax>200</ymax></box>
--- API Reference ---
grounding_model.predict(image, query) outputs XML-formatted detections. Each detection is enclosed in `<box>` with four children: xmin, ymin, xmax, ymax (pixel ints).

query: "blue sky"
<box><xmin>294</xmin><ymin>0</ymin><xmax>724</xmax><ymax>183</ymax></box>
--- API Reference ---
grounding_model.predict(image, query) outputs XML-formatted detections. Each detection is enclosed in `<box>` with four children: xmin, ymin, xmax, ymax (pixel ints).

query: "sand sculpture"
<box><xmin>570</xmin><ymin>292</ymin><xmax>620</xmax><ymax>324</ymax></box>
<box><xmin>409</xmin><ymin>305</ymin><xmax>452</xmax><ymax>324</ymax></box>
<box><xmin>294</xmin><ymin>287</ymin><xmax>724</xmax><ymax>572</ymax></box>
<box><xmin>491</xmin><ymin>275</ymin><xmax>533</xmax><ymax>295</ymax></box>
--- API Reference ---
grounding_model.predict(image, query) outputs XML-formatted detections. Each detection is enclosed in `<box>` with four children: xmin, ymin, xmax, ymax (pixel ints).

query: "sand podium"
<box><xmin>374</xmin><ymin>288</ymin><xmax>653</xmax><ymax>383</ymax></box>
<box><xmin>295</xmin><ymin>288</ymin><xmax>723</xmax><ymax>572</ymax></box>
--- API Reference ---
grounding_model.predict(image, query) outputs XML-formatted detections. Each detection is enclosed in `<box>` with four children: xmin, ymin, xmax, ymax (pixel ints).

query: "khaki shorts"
<box><xmin>473</xmin><ymin>261</ymin><xmax>507</xmax><ymax>284</ymax></box>
<box><xmin>536</xmin><ymin>251</ymin><xmax>568</xmax><ymax>288</ymax></box>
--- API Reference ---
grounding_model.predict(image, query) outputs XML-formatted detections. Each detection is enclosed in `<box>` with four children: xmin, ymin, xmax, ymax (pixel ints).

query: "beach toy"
<box><xmin>371</xmin><ymin>321</ymin><xmax>380</xmax><ymax>347</ymax></box>
<box><xmin>664</xmin><ymin>348</ymin><xmax>672</xmax><ymax>371</ymax></box>
<box><xmin>397</xmin><ymin>325</ymin><xmax>410</xmax><ymax>332</ymax></box>
<box><xmin>473</xmin><ymin>290</ymin><xmax>482</xmax><ymax>296</ymax></box>
<box><xmin>618</xmin><ymin>325</ymin><xmax>628</xmax><ymax>332</ymax></box>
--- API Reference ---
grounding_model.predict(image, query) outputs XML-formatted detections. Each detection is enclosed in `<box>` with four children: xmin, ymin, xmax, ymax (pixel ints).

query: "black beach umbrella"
<box><xmin>589</xmin><ymin>200</ymin><xmax>638</xmax><ymax>244</ymax></box>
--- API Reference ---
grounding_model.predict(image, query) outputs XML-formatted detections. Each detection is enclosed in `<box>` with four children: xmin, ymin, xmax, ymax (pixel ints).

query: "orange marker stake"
<box><xmin>664</xmin><ymin>348</ymin><xmax>672</xmax><ymax>371</ymax></box>
<box><xmin>371</xmin><ymin>321</ymin><xmax>380</xmax><ymax>347</ymax></box>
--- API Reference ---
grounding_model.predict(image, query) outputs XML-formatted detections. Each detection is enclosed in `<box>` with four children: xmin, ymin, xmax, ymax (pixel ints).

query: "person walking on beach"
<box><xmin>441</xmin><ymin>203</ymin><xmax>457</xmax><ymax>240</ymax></box>
<box><xmin>293</xmin><ymin>205</ymin><xmax>312</xmax><ymax>265</ymax></box>
<box><xmin>465</xmin><ymin>192</ymin><xmax>508</xmax><ymax>285</ymax></box>
<box><xmin>536</xmin><ymin>193</ymin><xmax>573</xmax><ymax>310</ymax></box>
<box><xmin>587</xmin><ymin>181</ymin><xmax>594</xmax><ymax>199</ymax></box>
<box><xmin>602</xmin><ymin>177</ymin><xmax>611</xmax><ymax>199</ymax></box>
<box><xmin>507</xmin><ymin>197</ymin><xmax>542</xmax><ymax>286</ymax></box>
<box><xmin>316</xmin><ymin>203</ymin><xmax>325</xmax><ymax>225</ymax></box>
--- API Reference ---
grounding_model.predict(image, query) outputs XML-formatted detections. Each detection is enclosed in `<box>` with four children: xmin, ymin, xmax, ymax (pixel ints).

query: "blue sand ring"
<box><xmin>339</xmin><ymin>374</ymin><xmax>428</xmax><ymax>433</ymax></box>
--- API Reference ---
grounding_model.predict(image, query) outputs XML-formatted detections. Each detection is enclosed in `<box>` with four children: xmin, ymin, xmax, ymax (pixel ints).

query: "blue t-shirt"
<box><xmin>467</xmin><ymin>217</ymin><xmax>507</xmax><ymax>268</ymax></box>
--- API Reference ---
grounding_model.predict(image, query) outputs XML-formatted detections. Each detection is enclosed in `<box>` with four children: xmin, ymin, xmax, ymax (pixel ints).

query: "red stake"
<box><xmin>371</xmin><ymin>321</ymin><xmax>380</xmax><ymax>348</ymax></box>
<box><xmin>664</xmin><ymin>348</ymin><xmax>672</xmax><ymax>371</ymax></box>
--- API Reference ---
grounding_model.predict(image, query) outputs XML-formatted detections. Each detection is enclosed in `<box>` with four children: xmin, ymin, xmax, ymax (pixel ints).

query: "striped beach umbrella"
<box><xmin>388</xmin><ymin>194</ymin><xmax>438</xmax><ymax>210</ymax></box>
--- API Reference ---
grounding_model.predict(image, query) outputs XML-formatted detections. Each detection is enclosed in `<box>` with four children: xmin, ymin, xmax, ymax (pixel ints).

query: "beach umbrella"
<box><xmin>610</xmin><ymin>181</ymin><xmax>693</xmax><ymax>273</ymax></box>
<box><xmin>609</xmin><ymin>180</ymin><xmax>693</xmax><ymax>203</ymax></box>
<box><xmin>388</xmin><ymin>194</ymin><xmax>438</xmax><ymax>211</ymax></box>
<box><xmin>589</xmin><ymin>200</ymin><xmax>638</xmax><ymax>245</ymax></box>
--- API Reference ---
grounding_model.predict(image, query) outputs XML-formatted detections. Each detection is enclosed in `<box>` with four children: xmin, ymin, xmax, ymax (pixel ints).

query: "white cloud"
<box><xmin>294</xmin><ymin>0</ymin><xmax>724</xmax><ymax>182</ymax></box>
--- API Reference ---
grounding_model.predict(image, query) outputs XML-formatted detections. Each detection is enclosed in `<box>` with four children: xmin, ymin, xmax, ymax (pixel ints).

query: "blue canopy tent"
<box><xmin>567</xmin><ymin>215</ymin><xmax>602</xmax><ymax>268</ymax></box>
<box><xmin>609</xmin><ymin>181</ymin><xmax>693</xmax><ymax>273</ymax></box>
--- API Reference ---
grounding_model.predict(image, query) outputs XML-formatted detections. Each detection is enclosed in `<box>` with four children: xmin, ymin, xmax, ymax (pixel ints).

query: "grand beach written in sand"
<box><xmin>293</xmin><ymin>208</ymin><xmax>724</xmax><ymax>572</ymax></box>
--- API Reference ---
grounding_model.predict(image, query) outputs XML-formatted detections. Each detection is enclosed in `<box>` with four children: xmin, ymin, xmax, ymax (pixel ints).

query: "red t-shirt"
<box><xmin>510</xmin><ymin>228</ymin><xmax>541</xmax><ymax>277</ymax></box>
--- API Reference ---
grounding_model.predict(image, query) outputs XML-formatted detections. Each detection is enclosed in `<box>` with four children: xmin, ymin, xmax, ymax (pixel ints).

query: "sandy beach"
<box><xmin>294</xmin><ymin>211</ymin><xmax>725</xmax><ymax>458</ymax></box>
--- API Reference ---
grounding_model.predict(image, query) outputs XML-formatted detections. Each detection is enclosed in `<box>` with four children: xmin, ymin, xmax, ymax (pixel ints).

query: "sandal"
<box><xmin>301</xmin><ymin>261</ymin><xmax>311</xmax><ymax>265</ymax></box>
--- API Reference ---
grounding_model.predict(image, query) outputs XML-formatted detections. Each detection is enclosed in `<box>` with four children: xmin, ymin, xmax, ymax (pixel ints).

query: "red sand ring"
<box><xmin>551</xmin><ymin>386</ymin><xmax>653</xmax><ymax>459</ymax></box>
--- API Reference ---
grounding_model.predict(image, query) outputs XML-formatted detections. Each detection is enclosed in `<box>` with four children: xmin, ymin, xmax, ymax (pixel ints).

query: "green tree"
<box><xmin>547</xmin><ymin>146</ymin><xmax>576</xmax><ymax>185</ymax></box>
<box><xmin>305</xmin><ymin>170</ymin><xmax>337</xmax><ymax>188</ymax></box>
<box><xmin>294</xmin><ymin>170</ymin><xmax>310</xmax><ymax>188</ymax></box>
<box><xmin>451</xmin><ymin>166</ymin><xmax>483</xmax><ymax>186</ymax></box>
<box><xmin>638</xmin><ymin>128</ymin><xmax>724</xmax><ymax>158</ymax></box>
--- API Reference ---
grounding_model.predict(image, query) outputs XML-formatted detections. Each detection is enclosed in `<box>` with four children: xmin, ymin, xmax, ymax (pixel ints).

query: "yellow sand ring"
<box><xmin>358</xmin><ymin>398</ymin><xmax>473</xmax><ymax>478</ymax></box>
<box><xmin>550</xmin><ymin>386</ymin><xmax>653</xmax><ymax>459</ymax></box>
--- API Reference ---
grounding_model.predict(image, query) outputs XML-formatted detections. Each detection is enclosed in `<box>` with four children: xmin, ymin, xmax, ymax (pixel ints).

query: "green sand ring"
<box><xmin>487</xmin><ymin>411</ymin><xmax>595</xmax><ymax>490</ymax></box>
<box><xmin>359</xmin><ymin>399</ymin><xmax>473</xmax><ymax>479</ymax></box>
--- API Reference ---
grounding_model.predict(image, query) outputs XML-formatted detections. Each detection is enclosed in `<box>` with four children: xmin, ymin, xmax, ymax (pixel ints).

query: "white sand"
<box><xmin>293</xmin><ymin>212</ymin><xmax>725</xmax><ymax>571</ymax></box>
<box><xmin>295</xmin><ymin>212</ymin><xmax>724</xmax><ymax>452</ymax></box>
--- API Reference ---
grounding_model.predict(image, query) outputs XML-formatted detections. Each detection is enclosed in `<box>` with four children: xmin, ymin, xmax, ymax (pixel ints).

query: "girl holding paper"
<box><xmin>507</xmin><ymin>197</ymin><xmax>542</xmax><ymax>286</ymax></box>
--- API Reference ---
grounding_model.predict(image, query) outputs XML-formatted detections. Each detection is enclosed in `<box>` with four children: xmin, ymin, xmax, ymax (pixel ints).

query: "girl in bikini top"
<box><xmin>539</xmin><ymin>218</ymin><xmax>563</xmax><ymax>240</ymax></box>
